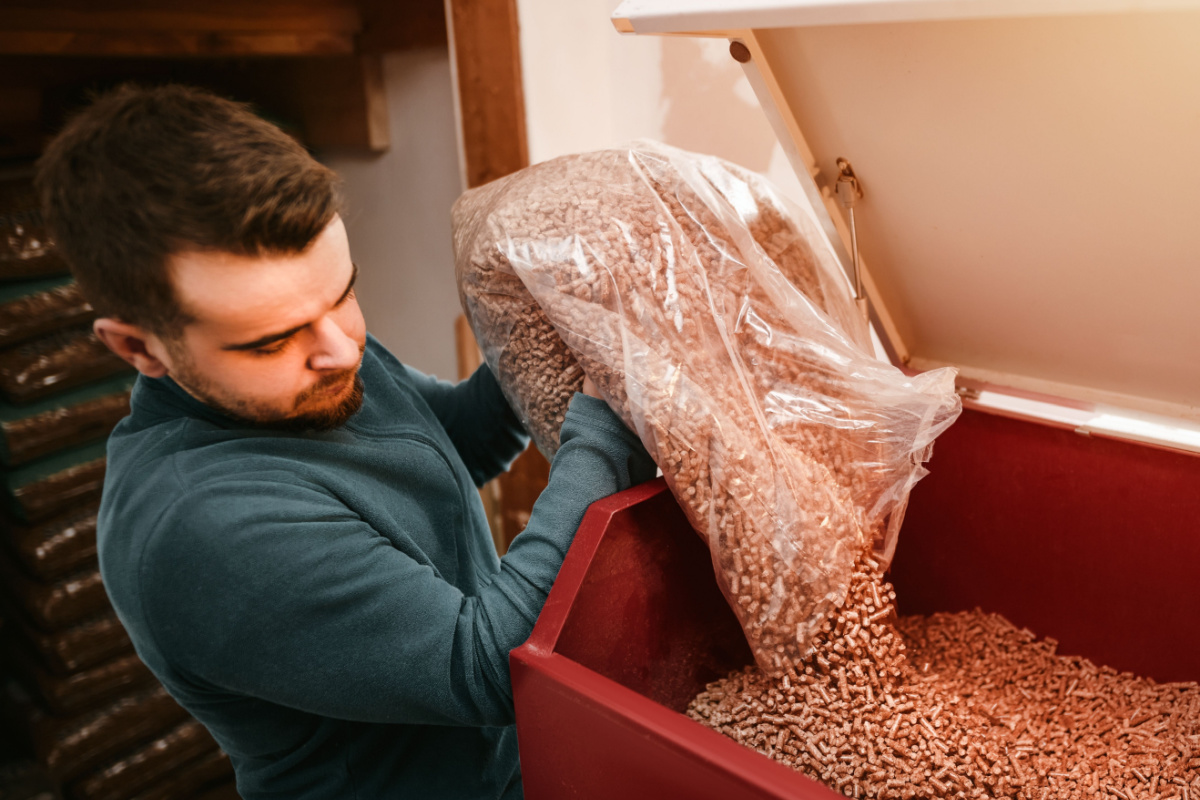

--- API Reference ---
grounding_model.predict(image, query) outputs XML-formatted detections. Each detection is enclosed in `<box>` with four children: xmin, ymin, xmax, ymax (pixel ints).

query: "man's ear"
<box><xmin>93</xmin><ymin>318</ymin><xmax>171</xmax><ymax>378</ymax></box>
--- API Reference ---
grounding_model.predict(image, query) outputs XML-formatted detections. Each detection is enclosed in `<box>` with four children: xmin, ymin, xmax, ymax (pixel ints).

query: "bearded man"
<box><xmin>35</xmin><ymin>83</ymin><xmax>655</xmax><ymax>799</ymax></box>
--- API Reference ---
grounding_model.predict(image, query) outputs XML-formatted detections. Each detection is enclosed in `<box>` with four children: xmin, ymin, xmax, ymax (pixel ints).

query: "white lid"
<box><xmin>613</xmin><ymin>0</ymin><xmax>1200</xmax><ymax>425</ymax></box>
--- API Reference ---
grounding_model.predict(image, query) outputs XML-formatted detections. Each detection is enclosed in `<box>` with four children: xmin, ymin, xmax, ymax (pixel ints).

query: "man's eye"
<box><xmin>253</xmin><ymin>339</ymin><xmax>292</xmax><ymax>356</ymax></box>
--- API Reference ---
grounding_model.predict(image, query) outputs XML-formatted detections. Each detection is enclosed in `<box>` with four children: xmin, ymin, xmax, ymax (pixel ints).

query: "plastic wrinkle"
<box><xmin>454</xmin><ymin>142</ymin><xmax>961</xmax><ymax>675</ymax></box>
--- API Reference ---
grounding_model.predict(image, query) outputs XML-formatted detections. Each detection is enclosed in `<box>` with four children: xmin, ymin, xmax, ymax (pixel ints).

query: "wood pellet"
<box><xmin>453</xmin><ymin>144</ymin><xmax>1196</xmax><ymax>792</ymax></box>
<box><xmin>688</xmin><ymin>553</ymin><xmax>1200</xmax><ymax>798</ymax></box>
<box><xmin>454</xmin><ymin>143</ymin><xmax>960</xmax><ymax>675</ymax></box>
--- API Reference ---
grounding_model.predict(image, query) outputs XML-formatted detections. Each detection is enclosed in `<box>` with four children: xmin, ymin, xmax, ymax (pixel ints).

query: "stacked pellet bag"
<box><xmin>455</xmin><ymin>143</ymin><xmax>1200</xmax><ymax>799</ymax></box>
<box><xmin>0</xmin><ymin>170</ymin><xmax>236</xmax><ymax>799</ymax></box>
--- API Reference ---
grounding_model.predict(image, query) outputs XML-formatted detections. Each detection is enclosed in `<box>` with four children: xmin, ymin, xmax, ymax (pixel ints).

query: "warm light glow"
<box><xmin>973</xmin><ymin>390</ymin><xmax>1200</xmax><ymax>454</ymax></box>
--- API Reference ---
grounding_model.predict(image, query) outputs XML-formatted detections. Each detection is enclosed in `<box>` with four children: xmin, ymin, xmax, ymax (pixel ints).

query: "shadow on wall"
<box><xmin>659</xmin><ymin>38</ymin><xmax>778</xmax><ymax>174</ymax></box>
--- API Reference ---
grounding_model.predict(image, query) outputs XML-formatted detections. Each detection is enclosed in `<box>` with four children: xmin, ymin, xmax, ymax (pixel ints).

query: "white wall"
<box><xmin>319</xmin><ymin>49</ymin><xmax>464</xmax><ymax>381</ymax></box>
<box><xmin>516</xmin><ymin>0</ymin><xmax>807</xmax><ymax>203</ymax></box>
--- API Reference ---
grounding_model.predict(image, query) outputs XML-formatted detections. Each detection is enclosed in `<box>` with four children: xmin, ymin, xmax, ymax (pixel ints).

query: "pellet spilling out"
<box><xmin>454</xmin><ymin>142</ymin><xmax>960</xmax><ymax>674</ymax></box>
<box><xmin>688</xmin><ymin>556</ymin><xmax>1200</xmax><ymax>799</ymax></box>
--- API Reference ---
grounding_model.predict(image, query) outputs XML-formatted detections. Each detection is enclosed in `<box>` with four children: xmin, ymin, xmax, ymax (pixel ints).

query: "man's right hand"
<box><xmin>581</xmin><ymin>376</ymin><xmax>602</xmax><ymax>399</ymax></box>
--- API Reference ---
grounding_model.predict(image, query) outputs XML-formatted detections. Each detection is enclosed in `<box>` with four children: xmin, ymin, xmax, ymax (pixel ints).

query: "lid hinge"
<box><xmin>835</xmin><ymin>157</ymin><xmax>868</xmax><ymax>325</ymax></box>
<box><xmin>955</xmin><ymin>384</ymin><xmax>981</xmax><ymax>403</ymax></box>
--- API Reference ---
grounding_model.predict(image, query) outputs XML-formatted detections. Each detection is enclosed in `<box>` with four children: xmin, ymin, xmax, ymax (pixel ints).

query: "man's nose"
<box><xmin>308</xmin><ymin>315</ymin><xmax>360</xmax><ymax>371</ymax></box>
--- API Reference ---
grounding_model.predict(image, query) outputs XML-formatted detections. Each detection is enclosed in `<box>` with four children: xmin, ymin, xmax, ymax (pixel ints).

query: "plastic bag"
<box><xmin>0</xmin><ymin>326</ymin><xmax>133</xmax><ymax>405</ymax></box>
<box><xmin>0</xmin><ymin>278</ymin><xmax>93</xmax><ymax>349</ymax></box>
<box><xmin>5</xmin><ymin>440</ymin><xmax>107</xmax><ymax>523</ymax></box>
<box><xmin>0</xmin><ymin>374</ymin><xmax>133</xmax><ymax>467</ymax></box>
<box><xmin>8</xmin><ymin>609</ymin><xmax>134</xmax><ymax>675</ymax></box>
<box><xmin>9</xmin><ymin>647</ymin><xmax>153</xmax><ymax>715</ymax></box>
<box><xmin>0</xmin><ymin>554</ymin><xmax>108</xmax><ymax>631</ymax></box>
<box><xmin>4</xmin><ymin>499</ymin><xmax>100</xmax><ymax>581</ymax></box>
<box><xmin>0</xmin><ymin>174</ymin><xmax>70</xmax><ymax>281</ymax></box>
<box><xmin>454</xmin><ymin>142</ymin><xmax>960</xmax><ymax>674</ymax></box>
<box><xmin>68</xmin><ymin>718</ymin><xmax>218</xmax><ymax>800</ymax></box>
<box><xmin>31</xmin><ymin>685</ymin><xmax>189</xmax><ymax>782</ymax></box>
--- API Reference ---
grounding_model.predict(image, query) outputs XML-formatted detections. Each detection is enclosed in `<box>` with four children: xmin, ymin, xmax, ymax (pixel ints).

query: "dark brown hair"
<box><xmin>35</xmin><ymin>84</ymin><xmax>342</xmax><ymax>335</ymax></box>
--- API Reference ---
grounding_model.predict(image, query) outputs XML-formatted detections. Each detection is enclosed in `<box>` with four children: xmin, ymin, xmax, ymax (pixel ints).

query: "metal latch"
<box><xmin>955</xmin><ymin>384</ymin><xmax>981</xmax><ymax>402</ymax></box>
<box><xmin>835</xmin><ymin>158</ymin><xmax>868</xmax><ymax>325</ymax></box>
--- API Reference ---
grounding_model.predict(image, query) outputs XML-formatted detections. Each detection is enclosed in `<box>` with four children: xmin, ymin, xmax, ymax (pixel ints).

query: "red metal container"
<box><xmin>511</xmin><ymin>408</ymin><xmax>1200</xmax><ymax>799</ymax></box>
<box><xmin>512</xmin><ymin>3</ymin><xmax>1200</xmax><ymax>796</ymax></box>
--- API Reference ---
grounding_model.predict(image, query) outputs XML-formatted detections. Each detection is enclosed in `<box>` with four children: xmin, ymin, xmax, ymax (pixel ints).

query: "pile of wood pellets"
<box><xmin>455</xmin><ymin>143</ymin><xmax>1197</xmax><ymax>794</ymax></box>
<box><xmin>688</xmin><ymin>552</ymin><xmax>1200</xmax><ymax>798</ymax></box>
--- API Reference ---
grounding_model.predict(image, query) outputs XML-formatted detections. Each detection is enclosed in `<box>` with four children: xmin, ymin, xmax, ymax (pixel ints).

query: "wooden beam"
<box><xmin>0</xmin><ymin>0</ymin><xmax>361</xmax><ymax>57</ymax></box>
<box><xmin>456</xmin><ymin>315</ymin><xmax>509</xmax><ymax>553</ymax></box>
<box><xmin>455</xmin><ymin>315</ymin><xmax>483</xmax><ymax>381</ymax></box>
<box><xmin>0</xmin><ymin>5</ymin><xmax>362</xmax><ymax>34</ymax></box>
<box><xmin>0</xmin><ymin>0</ymin><xmax>462</xmax><ymax>58</ymax></box>
<box><xmin>286</xmin><ymin>55</ymin><xmax>389</xmax><ymax>151</ymax></box>
<box><xmin>358</xmin><ymin>0</ymin><xmax>447</xmax><ymax>52</ymax></box>
<box><xmin>0</xmin><ymin>30</ymin><xmax>355</xmax><ymax>57</ymax></box>
<box><xmin>0</xmin><ymin>54</ymin><xmax>388</xmax><ymax>158</ymax></box>
<box><xmin>448</xmin><ymin>0</ymin><xmax>544</xmax><ymax>551</ymax></box>
<box><xmin>446</xmin><ymin>0</ymin><xmax>528</xmax><ymax>187</ymax></box>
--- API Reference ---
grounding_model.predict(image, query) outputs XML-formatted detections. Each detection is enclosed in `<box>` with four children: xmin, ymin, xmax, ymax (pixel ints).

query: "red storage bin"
<box><xmin>512</xmin><ymin>3</ymin><xmax>1200</xmax><ymax>796</ymax></box>
<box><xmin>512</xmin><ymin>408</ymin><xmax>1200</xmax><ymax>799</ymax></box>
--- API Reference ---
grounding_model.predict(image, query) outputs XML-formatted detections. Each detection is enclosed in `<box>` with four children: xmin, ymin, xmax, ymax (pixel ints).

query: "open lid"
<box><xmin>612</xmin><ymin>0</ymin><xmax>1200</xmax><ymax>436</ymax></box>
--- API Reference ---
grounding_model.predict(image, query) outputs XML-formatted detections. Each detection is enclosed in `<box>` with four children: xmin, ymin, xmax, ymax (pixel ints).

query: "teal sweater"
<box><xmin>97</xmin><ymin>336</ymin><xmax>656</xmax><ymax>799</ymax></box>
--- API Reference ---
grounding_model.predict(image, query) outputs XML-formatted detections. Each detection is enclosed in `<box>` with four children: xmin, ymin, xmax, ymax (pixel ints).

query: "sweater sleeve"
<box><xmin>141</xmin><ymin>393</ymin><xmax>656</xmax><ymax>729</ymax></box>
<box><xmin>401</xmin><ymin>362</ymin><xmax>530</xmax><ymax>487</ymax></box>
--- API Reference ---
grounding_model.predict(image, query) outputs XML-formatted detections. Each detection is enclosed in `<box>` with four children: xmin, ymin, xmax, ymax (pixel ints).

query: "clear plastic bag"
<box><xmin>454</xmin><ymin>142</ymin><xmax>961</xmax><ymax>674</ymax></box>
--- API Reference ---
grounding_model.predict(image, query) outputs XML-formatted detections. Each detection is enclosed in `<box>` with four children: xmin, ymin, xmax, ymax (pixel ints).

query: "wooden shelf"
<box><xmin>0</xmin><ymin>0</ymin><xmax>446</xmax><ymax>156</ymax></box>
<box><xmin>0</xmin><ymin>30</ymin><xmax>357</xmax><ymax>58</ymax></box>
<box><xmin>1</xmin><ymin>3</ymin><xmax>363</xmax><ymax>34</ymax></box>
<box><xmin>0</xmin><ymin>1</ymin><xmax>363</xmax><ymax>57</ymax></box>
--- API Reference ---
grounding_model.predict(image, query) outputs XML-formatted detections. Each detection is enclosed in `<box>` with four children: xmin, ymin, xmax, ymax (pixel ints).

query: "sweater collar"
<box><xmin>131</xmin><ymin>373</ymin><xmax>249</xmax><ymax>429</ymax></box>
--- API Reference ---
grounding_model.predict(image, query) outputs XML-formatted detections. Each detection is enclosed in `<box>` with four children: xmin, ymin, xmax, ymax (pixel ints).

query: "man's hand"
<box><xmin>581</xmin><ymin>376</ymin><xmax>602</xmax><ymax>399</ymax></box>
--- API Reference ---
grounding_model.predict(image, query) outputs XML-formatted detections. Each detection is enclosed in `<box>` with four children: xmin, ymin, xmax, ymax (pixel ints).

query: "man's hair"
<box><xmin>35</xmin><ymin>83</ymin><xmax>342</xmax><ymax>336</ymax></box>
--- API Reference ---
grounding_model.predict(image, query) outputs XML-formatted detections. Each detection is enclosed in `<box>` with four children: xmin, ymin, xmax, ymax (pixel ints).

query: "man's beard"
<box><xmin>235</xmin><ymin>372</ymin><xmax>365</xmax><ymax>432</ymax></box>
<box><xmin>171</xmin><ymin>358</ymin><xmax>366</xmax><ymax>433</ymax></box>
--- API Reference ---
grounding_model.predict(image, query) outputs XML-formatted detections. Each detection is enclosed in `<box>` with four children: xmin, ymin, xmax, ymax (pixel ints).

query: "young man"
<box><xmin>36</xmin><ymin>84</ymin><xmax>656</xmax><ymax>799</ymax></box>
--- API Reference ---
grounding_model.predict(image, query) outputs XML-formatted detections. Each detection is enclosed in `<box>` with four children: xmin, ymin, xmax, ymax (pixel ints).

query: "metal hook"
<box><xmin>835</xmin><ymin>158</ymin><xmax>868</xmax><ymax>325</ymax></box>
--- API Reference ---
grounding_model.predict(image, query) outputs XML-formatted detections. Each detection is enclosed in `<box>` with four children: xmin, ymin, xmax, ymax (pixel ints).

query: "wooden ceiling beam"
<box><xmin>0</xmin><ymin>6</ymin><xmax>362</xmax><ymax>34</ymax></box>
<box><xmin>0</xmin><ymin>1</ymin><xmax>362</xmax><ymax>57</ymax></box>
<box><xmin>0</xmin><ymin>30</ymin><xmax>356</xmax><ymax>58</ymax></box>
<box><xmin>358</xmin><ymin>0</ymin><xmax>446</xmax><ymax>51</ymax></box>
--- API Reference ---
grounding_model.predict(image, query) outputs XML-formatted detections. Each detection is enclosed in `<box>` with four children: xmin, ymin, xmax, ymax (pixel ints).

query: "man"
<box><xmin>36</xmin><ymin>84</ymin><xmax>656</xmax><ymax>798</ymax></box>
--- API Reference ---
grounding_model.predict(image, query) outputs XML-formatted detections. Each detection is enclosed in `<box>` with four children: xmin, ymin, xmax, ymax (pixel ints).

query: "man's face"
<box><xmin>160</xmin><ymin>215</ymin><xmax>368</xmax><ymax>430</ymax></box>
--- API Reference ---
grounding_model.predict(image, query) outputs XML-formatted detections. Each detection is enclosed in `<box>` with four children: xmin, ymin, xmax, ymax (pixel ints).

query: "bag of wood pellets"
<box><xmin>0</xmin><ymin>278</ymin><xmax>93</xmax><ymax>349</ymax></box>
<box><xmin>0</xmin><ymin>173</ymin><xmax>70</xmax><ymax>281</ymax></box>
<box><xmin>454</xmin><ymin>142</ymin><xmax>961</xmax><ymax>674</ymax></box>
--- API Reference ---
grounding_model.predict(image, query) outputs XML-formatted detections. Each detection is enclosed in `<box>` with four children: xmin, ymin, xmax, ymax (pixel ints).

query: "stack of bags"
<box><xmin>0</xmin><ymin>169</ymin><xmax>236</xmax><ymax>800</ymax></box>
